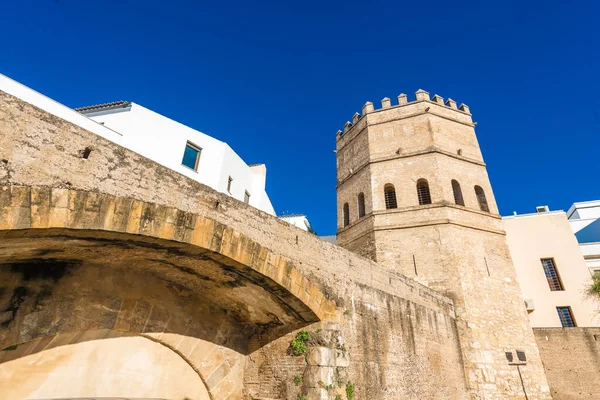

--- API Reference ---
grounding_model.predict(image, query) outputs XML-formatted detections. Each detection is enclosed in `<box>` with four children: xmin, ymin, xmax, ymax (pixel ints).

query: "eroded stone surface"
<box><xmin>0</xmin><ymin>88</ymin><xmax>468</xmax><ymax>399</ymax></box>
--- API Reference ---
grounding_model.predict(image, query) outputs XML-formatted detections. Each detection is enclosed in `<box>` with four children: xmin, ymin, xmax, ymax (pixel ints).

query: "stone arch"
<box><xmin>0</xmin><ymin>185</ymin><xmax>338</xmax><ymax>398</ymax></box>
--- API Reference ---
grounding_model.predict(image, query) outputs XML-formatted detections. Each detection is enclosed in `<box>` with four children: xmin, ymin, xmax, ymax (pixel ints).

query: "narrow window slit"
<box><xmin>82</xmin><ymin>147</ymin><xmax>92</xmax><ymax>160</ymax></box>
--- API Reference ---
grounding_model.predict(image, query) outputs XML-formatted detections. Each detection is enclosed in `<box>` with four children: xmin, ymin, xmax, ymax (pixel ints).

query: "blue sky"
<box><xmin>1</xmin><ymin>0</ymin><xmax>598</xmax><ymax>235</ymax></box>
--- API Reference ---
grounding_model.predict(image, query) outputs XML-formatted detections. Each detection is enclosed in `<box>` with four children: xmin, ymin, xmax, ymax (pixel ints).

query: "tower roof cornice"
<box><xmin>336</xmin><ymin>89</ymin><xmax>473</xmax><ymax>142</ymax></box>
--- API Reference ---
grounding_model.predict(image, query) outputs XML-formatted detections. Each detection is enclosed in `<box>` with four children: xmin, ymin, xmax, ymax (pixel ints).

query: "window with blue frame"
<box><xmin>556</xmin><ymin>306</ymin><xmax>576</xmax><ymax>327</ymax></box>
<box><xmin>182</xmin><ymin>142</ymin><xmax>202</xmax><ymax>171</ymax></box>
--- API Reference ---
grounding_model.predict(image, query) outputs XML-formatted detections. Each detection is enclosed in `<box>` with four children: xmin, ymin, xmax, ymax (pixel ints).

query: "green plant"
<box><xmin>335</xmin><ymin>395</ymin><xmax>343</xmax><ymax>400</ymax></box>
<box><xmin>340</xmin><ymin>344</ymin><xmax>346</xmax><ymax>352</ymax></box>
<box><xmin>346</xmin><ymin>381</ymin><xmax>355</xmax><ymax>400</ymax></box>
<box><xmin>291</xmin><ymin>329</ymin><xmax>311</xmax><ymax>356</ymax></box>
<box><xmin>316</xmin><ymin>328</ymin><xmax>322</xmax><ymax>334</ymax></box>
<box><xmin>323</xmin><ymin>383</ymin><xmax>333</xmax><ymax>391</ymax></box>
<box><xmin>2</xmin><ymin>344</ymin><xmax>17</xmax><ymax>351</ymax></box>
<box><xmin>588</xmin><ymin>274</ymin><xmax>600</xmax><ymax>298</ymax></box>
<box><xmin>297</xmin><ymin>395</ymin><xmax>307</xmax><ymax>400</ymax></box>
<box><xmin>293</xmin><ymin>375</ymin><xmax>302</xmax><ymax>386</ymax></box>
<box><xmin>343</xmin><ymin>309</ymin><xmax>351</xmax><ymax>316</ymax></box>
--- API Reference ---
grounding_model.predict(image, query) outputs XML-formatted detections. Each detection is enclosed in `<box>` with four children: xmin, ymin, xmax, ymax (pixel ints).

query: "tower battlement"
<box><xmin>337</xmin><ymin>89</ymin><xmax>471</xmax><ymax>139</ymax></box>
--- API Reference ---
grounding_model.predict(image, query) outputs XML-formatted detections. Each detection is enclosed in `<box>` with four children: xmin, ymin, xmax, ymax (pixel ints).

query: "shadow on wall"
<box><xmin>0</xmin><ymin>228</ymin><xmax>323</xmax><ymax>355</ymax></box>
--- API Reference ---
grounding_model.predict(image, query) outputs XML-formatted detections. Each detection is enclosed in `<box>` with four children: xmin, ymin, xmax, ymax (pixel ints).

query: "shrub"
<box><xmin>588</xmin><ymin>274</ymin><xmax>600</xmax><ymax>298</ymax></box>
<box><xmin>293</xmin><ymin>375</ymin><xmax>302</xmax><ymax>386</ymax></box>
<box><xmin>291</xmin><ymin>329</ymin><xmax>311</xmax><ymax>356</ymax></box>
<box><xmin>346</xmin><ymin>381</ymin><xmax>355</xmax><ymax>400</ymax></box>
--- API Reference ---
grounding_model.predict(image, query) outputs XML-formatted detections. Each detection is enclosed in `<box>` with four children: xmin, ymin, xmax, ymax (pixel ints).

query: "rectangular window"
<box><xmin>227</xmin><ymin>176</ymin><xmax>233</xmax><ymax>193</ymax></box>
<box><xmin>541</xmin><ymin>258</ymin><xmax>564</xmax><ymax>291</ymax></box>
<box><xmin>557</xmin><ymin>306</ymin><xmax>576</xmax><ymax>327</ymax></box>
<box><xmin>244</xmin><ymin>191</ymin><xmax>250</xmax><ymax>204</ymax></box>
<box><xmin>181</xmin><ymin>142</ymin><xmax>201</xmax><ymax>171</ymax></box>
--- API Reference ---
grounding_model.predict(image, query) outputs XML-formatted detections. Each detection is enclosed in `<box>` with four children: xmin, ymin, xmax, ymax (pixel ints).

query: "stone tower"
<box><xmin>335</xmin><ymin>90</ymin><xmax>551</xmax><ymax>399</ymax></box>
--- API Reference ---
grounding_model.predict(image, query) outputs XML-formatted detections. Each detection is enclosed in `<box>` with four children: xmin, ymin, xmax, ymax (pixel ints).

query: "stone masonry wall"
<box><xmin>534</xmin><ymin>328</ymin><xmax>600</xmax><ymax>399</ymax></box>
<box><xmin>245</xmin><ymin>284</ymin><xmax>470</xmax><ymax>399</ymax></box>
<box><xmin>0</xmin><ymin>90</ymin><xmax>472</xmax><ymax>399</ymax></box>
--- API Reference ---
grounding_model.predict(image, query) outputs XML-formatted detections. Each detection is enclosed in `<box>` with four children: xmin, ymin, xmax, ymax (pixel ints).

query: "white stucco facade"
<box><xmin>567</xmin><ymin>200</ymin><xmax>600</xmax><ymax>274</ymax></box>
<box><xmin>0</xmin><ymin>73</ymin><xmax>275</xmax><ymax>215</ymax></box>
<box><xmin>79</xmin><ymin>103</ymin><xmax>275</xmax><ymax>214</ymax></box>
<box><xmin>504</xmin><ymin>209</ymin><xmax>600</xmax><ymax>328</ymax></box>
<box><xmin>279</xmin><ymin>214</ymin><xmax>314</xmax><ymax>233</ymax></box>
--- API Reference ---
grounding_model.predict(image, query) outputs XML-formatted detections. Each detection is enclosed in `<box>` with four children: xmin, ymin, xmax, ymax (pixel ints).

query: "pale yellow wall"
<box><xmin>504</xmin><ymin>212</ymin><xmax>600</xmax><ymax>327</ymax></box>
<box><xmin>0</xmin><ymin>335</ymin><xmax>210</xmax><ymax>400</ymax></box>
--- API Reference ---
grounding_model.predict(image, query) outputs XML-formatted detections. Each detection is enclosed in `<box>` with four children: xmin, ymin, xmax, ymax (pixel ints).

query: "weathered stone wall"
<box><xmin>0</xmin><ymin>89</ymin><xmax>472</xmax><ymax>398</ymax></box>
<box><xmin>245</xmin><ymin>285</ymin><xmax>470</xmax><ymax>399</ymax></box>
<box><xmin>534</xmin><ymin>328</ymin><xmax>600</xmax><ymax>399</ymax></box>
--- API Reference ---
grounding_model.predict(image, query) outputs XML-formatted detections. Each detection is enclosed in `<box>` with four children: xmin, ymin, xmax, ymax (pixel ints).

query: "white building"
<box><xmin>279</xmin><ymin>214</ymin><xmax>314</xmax><ymax>233</ymax></box>
<box><xmin>0</xmin><ymin>73</ymin><xmax>275</xmax><ymax>215</ymax></box>
<box><xmin>567</xmin><ymin>200</ymin><xmax>600</xmax><ymax>274</ymax></box>
<box><xmin>75</xmin><ymin>101</ymin><xmax>275</xmax><ymax>214</ymax></box>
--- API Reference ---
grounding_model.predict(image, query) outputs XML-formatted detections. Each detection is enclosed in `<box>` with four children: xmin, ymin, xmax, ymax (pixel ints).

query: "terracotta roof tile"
<box><xmin>75</xmin><ymin>101</ymin><xmax>130</xmax><ymax>113</ymax></box>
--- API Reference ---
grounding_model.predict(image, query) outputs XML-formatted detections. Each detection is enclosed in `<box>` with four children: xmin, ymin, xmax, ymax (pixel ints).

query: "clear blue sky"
<box><xmin>2</xmin><ymin>1</ymin><xmax>598</xmax><ymax>235</ymax></box>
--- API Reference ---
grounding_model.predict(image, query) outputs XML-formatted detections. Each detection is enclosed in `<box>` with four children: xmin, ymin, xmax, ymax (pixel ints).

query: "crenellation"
<box><xmin>397</xmin><ymin>93</ymin><xmax>408</xmax><ymax>105</ymax></box>
<box><xmin>339</xmin><ymin>91</ymin><xmax>475</xmax><ymax>138</ymax></box>
<box><xmin>343</xmin><ymin>121</ymin><xmax>353</xmax><ymax>132</ymax></box>
<box><xmin>362</xmin><ymin>101</ymin><xmax>374</xmax><ymax>115</ymax></box>
<box><xmin>415</xmin><ymin>88</ymin><xmax>430</xmax><ymax>101</ymax></box>
<box><xmin>459</xmin><ymin>103</ymin><xmax>470</xmax><ymax>114</ymax></box>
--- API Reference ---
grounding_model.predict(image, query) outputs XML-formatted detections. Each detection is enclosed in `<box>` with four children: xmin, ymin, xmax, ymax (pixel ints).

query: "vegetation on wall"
<box><xmin>587</xmin><ymin>274</ymin><xmax>600</xmax><ymax>298</ymax></box>
<box><xmin>346</xmin><ymin>381</ymin><xmax>355</xmax><ymax>400</ymax></box>
<box><xmin>290</xmin><ymin>329</ymin><xmax>311</xmax><ymax>356</ymax></box>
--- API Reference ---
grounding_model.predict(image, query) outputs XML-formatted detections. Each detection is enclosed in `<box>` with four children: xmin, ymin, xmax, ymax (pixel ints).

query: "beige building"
<box><xmin>504</xmin><ymin>210</ymin><xmax>600</xmax><ymax>328</ymax></box>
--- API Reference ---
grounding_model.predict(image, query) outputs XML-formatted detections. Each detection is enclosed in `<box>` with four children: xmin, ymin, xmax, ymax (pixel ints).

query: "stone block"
<box><xmin>50</xmin><ymin>188</ymin><xmax>69</xmax><ymax>208</ymax></box>
<box><xmin>10</xmin><ymin>186</ymin><xmax>30</xmax><ymax>207</ymax></box>
<box><xmin>307</xmin><ymin>346</ymin><xmax>335</xmax><ymax>366</ymax></box>
<box><xmin>303</xmin><ymin>366</ymin><xmax>335</xmax><ymax>387</ymax></box>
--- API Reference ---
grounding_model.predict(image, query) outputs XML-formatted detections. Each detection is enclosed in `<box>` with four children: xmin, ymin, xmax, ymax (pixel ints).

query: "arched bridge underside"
<box><xmin>0</xmin><ymin>185</ymin><xmax>337</xmax><ymax>399</ymax></box>
<box><xmin>0</xmin><ymin>185</ymin><xmax>336</xmax><ymax>354</ymax></box>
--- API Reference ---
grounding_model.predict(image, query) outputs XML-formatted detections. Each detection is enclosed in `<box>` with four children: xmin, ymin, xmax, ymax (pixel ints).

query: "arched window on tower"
<box><xmin>343</xmin><ymin>202</ymin><xmax>350</xmax><ymax>226</ymax></box>
<box><xmin>384</xmin><ymin>184</ymin><xmax>397</xmax><ymax>209</ymax></box>
<box><xmin>416</xmin><ymin>179</ymin><xmax>432</xmax><ymax>205</ymax></box>
<box><xmin>357</xmin><ymin>193</ymin><xmax>365</xmax><ymax>218</ymax></box>
<box><xmin>451</xmin><ymin>180</ymin><xmax>465</xmax><ymax>206</ymax></box>
<box><xmin>474</xmin><ymin>185</ymin><xmax>490</xmax><ymax>212</ymax></box>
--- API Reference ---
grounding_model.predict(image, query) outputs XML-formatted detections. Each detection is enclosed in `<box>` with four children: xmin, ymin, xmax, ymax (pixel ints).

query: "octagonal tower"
<box><xmin>335</xmin><ymin>90</ymin><xmax>551</xmax><ymax>399</ymax></box>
